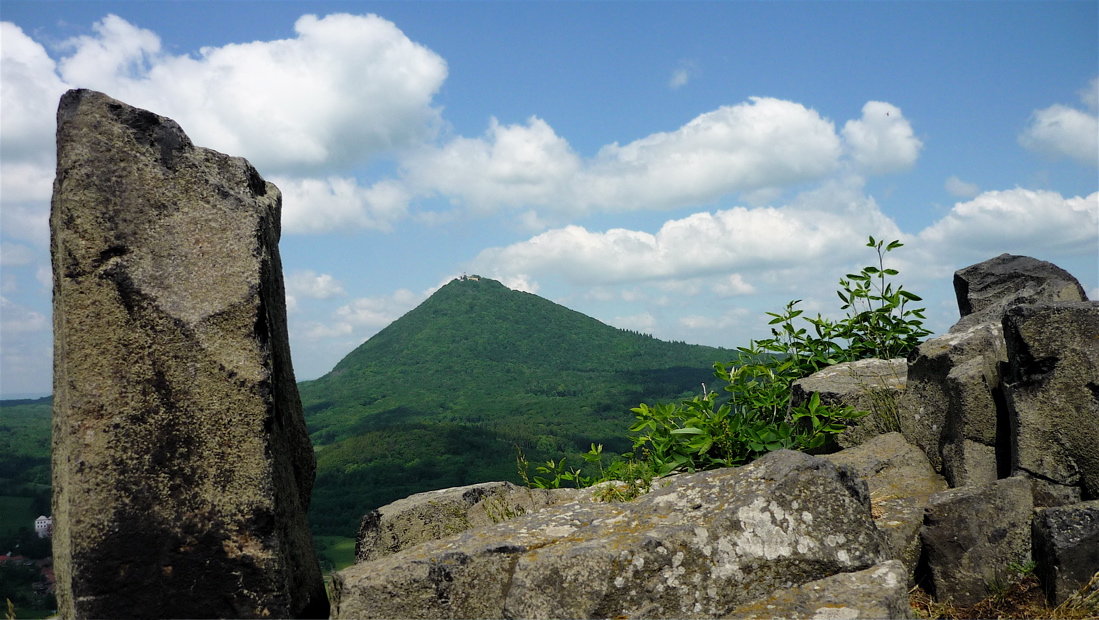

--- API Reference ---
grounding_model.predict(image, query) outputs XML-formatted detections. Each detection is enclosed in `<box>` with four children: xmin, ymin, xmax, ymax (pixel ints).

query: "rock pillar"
<box><xmin>50</xmin><ymin>89</ymin><xmax>328</xmax><ymax>618</ymax></box>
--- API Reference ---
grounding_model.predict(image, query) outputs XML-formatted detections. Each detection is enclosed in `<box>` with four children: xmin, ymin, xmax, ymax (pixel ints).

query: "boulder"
<box><xmin>356</xmin><ymin>481</ymin><xmax>588</xmax><ymax>562</ymax></box>
<box><xmin>790</xmin><ymin>358</ymin><xmax>907</xmax><ymax>448</ymax></box>
<box><xmin>725</xmin><ymin>560</ymin><xmax>912</xmax><ymax>620</ymax></box>
<box><xmin>1002</xmin><ymin>301</ymin><xmax>1099</xmax><ymax>499</ymax></box>
<box><xmin>897</xmin><ymin>322</ymin><xmax>1007</xmax><ymax>476</ymax></box>
<box><xmin>824</xmin><ymin>432</ymin><xmax>947</xmax><ymax>581</ymax></box>
<box><xmin>952</xmin><ymin>253</ymin><xmax>1087</xmax><ymax>332</ymax></box>
<box><xmin>1032</xmin><ymin>500</ymin><xmax>1099</xmax><ymax>605</ymax></box>
<box><xmin>50</xmin><ymin>90</ymin><xmax>326</xmax><ymax>618</ymax></box>
<box><xmin>919</xmin><ymin>476</ymin><xmax>1034</xmax><ymax>606</ymax></box>
<box><xmin>332</xmin><ymin>450</ymin><xmax>885</xmax><ymax>619</ymax></box>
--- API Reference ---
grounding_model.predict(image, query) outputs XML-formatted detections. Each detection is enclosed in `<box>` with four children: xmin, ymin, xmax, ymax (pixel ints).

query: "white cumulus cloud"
<box><xmin>842</xmin><ymin>101</ymin><xmax>923</xmax><ymax>175</ymax></box>
<box><xmin>402</xmin><ymin>116</ymin><xmax>582</xmax><ymax>213</ymax></box>
<box><xmin>469</xmin><ymin>178</ymin><xmax>901</xmax><ymax>287</ymax></box>
<box><xmin>285</xmin><ymin>270</ymin><xmax>346</xmax><ymax>300</ymax></box>
<box><xmin>919</xmin><ymin>189</ymin><xmax>1099</xmax><ymax>258</ymax></box>
<box><xmin>1019</xmin><ymin>103</ymin><xmax>1099</xmax><ymax>167</ymax></box>
<box><xmin>275</xmin><ymin>176</ymin><xmax>410</xmax><ymax>234</ymax></box>
<box><xmin>39</xmin><ymin>13</ymin><xmax>447</xmax><ymax>174</ymax></box>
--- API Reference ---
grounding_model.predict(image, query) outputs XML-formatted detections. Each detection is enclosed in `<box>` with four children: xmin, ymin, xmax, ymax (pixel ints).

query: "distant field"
<box><xmin>314</xmin><ymin>535</ymin><xmax>356</xmax><ymax>572</ymax></box>
<box><xmin>0</xmin><ymin>495</ymin><xmax>37</xmax><ymax>537</ymax></box>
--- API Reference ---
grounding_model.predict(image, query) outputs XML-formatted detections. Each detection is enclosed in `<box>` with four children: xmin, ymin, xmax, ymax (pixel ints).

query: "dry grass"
<box><xmin>910</xmin><ymin>571</ymin><xmax>1099</xmax><ymax>620</ymax></box>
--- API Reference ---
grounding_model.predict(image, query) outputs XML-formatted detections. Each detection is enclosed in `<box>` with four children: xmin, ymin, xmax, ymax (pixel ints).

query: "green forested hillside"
<box><xmin>300</xmin><ymin>276</ymin><xmax>739</xmax><ymax>536</ymax></box>
<box><xmin>0</xmin><ymin>278</ymin><xmax>741</xmax><ymax>540</ymax></box>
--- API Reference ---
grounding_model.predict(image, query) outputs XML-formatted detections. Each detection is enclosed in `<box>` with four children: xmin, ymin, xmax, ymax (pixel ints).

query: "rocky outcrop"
<box><xmin>332</xmin><ymin>450</ymin><xmax>885</xmax><ymax>619</ymax></box>
<box><xmin>50</xmin><ymin>90</ymin><xmax>327</xmax><ymax>618</ymax></box>
<box><xmin>1031</xmin><ymin>500</ymin><xmax>1099</xmax><ymax>605</ymax></box>
<box><xmin>790</xmin><ymin>358</ymin><xmax>907</xmax><ymax>448</ymax></box>
<box><xmin>1002</xmin><ymin>301</ymin><xmax>1099</xmax><ymax>499</ymax></box>
<box><xmin>327</xmin><ymin>253</ymin><xmax>1094</xmax><ymax>617</ymax></box>
<box><xmin>919</xmin><ymin>477</ymin><xmax>1034</xmax><ymax>606</ymax></box>
<box><xmin>356</xmin><ymin>481</ymin><xmax>589</xmax><ymax>563</ymax></box>
<box><xmin>726</xmin><ymin>560</ymin><xmax>912</xmax><ymax>620</ymax></box>
<box><xmin>952</xmin><ymin>253</ymin><xmax>1087</xmax><ymax>332</ymax></box>
<box><xmin>824</xmin><ymin>432</ymin><xmax>947</xmax><ymax>580</ymax></box>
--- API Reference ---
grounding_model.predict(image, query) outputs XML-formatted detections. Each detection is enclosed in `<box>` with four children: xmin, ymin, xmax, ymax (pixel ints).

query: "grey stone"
<box><xmin>50</xmin><ymin>90</ymin><xmax>326</xmax><ymax>618</ymax></box>
<box><xmin>355</xmin><ymin>480</ymin><xmax>587</xmax><ymax>563</ymax></box>
<box><xmin>332</xmin><ymin>450</ymin><xmax>885</xmax><ymax>619</ymax></box>
<box><xmin>1029</xmin><ymin>476</ymin><xmax>1084</xmax><ymax>508</ymax></box>
<box><xmin>919</xmin><ymin>476</ymin><xmax>1034</xmax><ymax>606</ymax></box>
<box><xmin>825</xmin><ymin>432</ymin><xmax>948</xmax><ymax>582</ymax></box>
<box><xmin>1003</xmin><ymin>301</ymin><xmax>1099</xmax><ymax>499</ymax></box>
<box><xmin>1032</xmin><ymin>500</ymin><xmax>1099</xmax><ymax>605</ymax></box>
<box><xmin>897</xmin><ymin>323</ymin><xmax>1007</xmax><ymax>474</ymax></box>
<box><xmin>790</xmin><ymin>358</ymin><xmax>908</xmax><ymax>448</ymax></box>
<box><xmin>952</xmin><ymin>253</ymin><xmax>1088</xmax><ymax>333</ymax></box>
<box><xmin>939</xmin><ymin>356</ymin><xmax>1003</xmax><ymax>487</ymax></box>
<box><xmin>725</xmin><ymin>560</ymin><xmax>912</xmax><ymax>619</ymax></box>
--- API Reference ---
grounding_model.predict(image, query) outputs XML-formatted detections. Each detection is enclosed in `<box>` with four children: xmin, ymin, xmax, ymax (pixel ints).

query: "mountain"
<box><xmin>299</xmin><ymin>276</ymin><xmax>741</xmax><ymax>536</ymax></box>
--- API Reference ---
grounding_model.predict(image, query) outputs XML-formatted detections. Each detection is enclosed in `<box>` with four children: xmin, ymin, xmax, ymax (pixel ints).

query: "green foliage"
<box><xmin>0</xmin><ymin>398</ymin><xmax>52</xmax><ymax>501</ymax></box>
<box><xmin>300</xmin><ymin>276</ymin><xmax>741</xmax><ymax>535</ymax></box>
<box><xmin>620</xmin><ymin>237</ymin><xmax>927</xmax><ymax>478</ymax></box>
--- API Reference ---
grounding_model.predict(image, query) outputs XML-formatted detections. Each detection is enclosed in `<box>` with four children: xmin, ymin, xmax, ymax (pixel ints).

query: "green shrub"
<box><xmin>602</xmin><ymin>237</ymin><xmax>931</xmax><ymax>480</ymax></box>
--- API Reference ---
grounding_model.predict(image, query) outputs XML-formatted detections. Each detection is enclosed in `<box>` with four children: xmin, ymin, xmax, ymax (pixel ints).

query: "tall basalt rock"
<box><xmin>50</xmin><ymin>90</ymin><xmax>328</xmax><ymax>618</ymax></box>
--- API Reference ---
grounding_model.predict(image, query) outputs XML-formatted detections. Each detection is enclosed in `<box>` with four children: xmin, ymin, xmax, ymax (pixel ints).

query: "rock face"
<box><xmin>1031</xmin><ymin>500</ymin><xmax>1099</xmax><ymax>605</ymax></box>
<box><xmin>356</xmin><ymin>481</ymin><xmax>588</xmax><ymax>563</ymax></box>
<box><xmin>952</xmin><ymin>253</ymin><xmax>1087</xmax><ymax>331</ymax></box>
<box><xmin>789</xmin><ymin>358</ymin><xmax>907</xmax><ymax>448</ymax></box>
<box><xmin>824</xmin><ymin>432</ymin><xmax>947</xmax><ymax>579</ymax></box>
<box><xmin>1002</xmin><ymin>301</ymin><xmax>1099</xmax><ymax>499</ymax></box>
<box><xmin>919</xmin><ymin>477</ymin><xmax>1034</xmax><ymax>606</ymax></box>
<box><xmin>332</xmin><ymin>450</ymin><xmax>885</xmax><ymax>619</ymax></box>
<box><xmin>50</xmin><ymin>90</ymin><xmax>327</xmax><ymax>618</ymax></box>
<box><xmin>726</xmin><ymin>560</ymin><xmax>912</xmax><ymax>620</ymax></box>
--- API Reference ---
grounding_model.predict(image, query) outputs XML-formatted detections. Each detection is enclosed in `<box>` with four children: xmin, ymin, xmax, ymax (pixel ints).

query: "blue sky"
<box><xmin>2</xmin><ymin>1</ymin><xmax>1096</xmax><ymax>398</ymax></box>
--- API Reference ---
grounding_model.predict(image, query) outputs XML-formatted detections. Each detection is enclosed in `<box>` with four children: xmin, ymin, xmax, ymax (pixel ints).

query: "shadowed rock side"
<box><xmin>50</xmin><ymin>89</ymin><xmax>327</xmax><ymax>618</ymax></box>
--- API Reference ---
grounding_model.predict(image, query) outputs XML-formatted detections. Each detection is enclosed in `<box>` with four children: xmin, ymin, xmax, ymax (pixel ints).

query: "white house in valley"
<box><xmin>34</xmin><ymin>515</ymin><xmax>52</xmax><ymax>538</ymax></box>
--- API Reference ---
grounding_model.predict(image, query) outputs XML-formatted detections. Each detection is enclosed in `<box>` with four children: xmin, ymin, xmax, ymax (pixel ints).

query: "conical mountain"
<box><xmin>299</xmin><ymin>276</ymin><xmax>739</xmax><ymax>537</ymax></box>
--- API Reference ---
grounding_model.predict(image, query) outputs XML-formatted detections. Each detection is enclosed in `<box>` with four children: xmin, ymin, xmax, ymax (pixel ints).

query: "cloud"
<box><xmin>841</xmin><ymin>101</ymin><xmax>923</xmax><ymax>175</ymax></box>
<box><xmin>919</xmin><ymin>189</ymin><xmax>1098</xmax><ymax>258</ymax></box>
<box><xmin>468</xmin><ymin>177</ymin><xmax>901</xmax><ymax>287</ymax></box>
<box><xmin>713</xmin><ymin>274</ymin><xmax>756</xmax><ymax>297</ymax></box>
<box><xmin>1019</xmin><ymin>103</ymin><xmax>1099</xmax><ymax>167</ymax></box>
<box><xmin>610</xmin><ymin>312</ymin><xmax>656</xmax><ymax>332</ymax></box>
<box><xmin>0</xmin><ymin>243</ymin><xmax>35</xmax><ymax>267</ymax></box>
<box><xmin>275</xmin><ymin>176</ymin><xmax>410</xmax><ymax>234</ymax></box>
<box><xmin>944</xmin><ymin>176</ymin><xmax>980</xmax><ymax>198</ymax></box>
<box><xmin>409</xmin><ymin>97</ymin><xmax>844</xmax><ymax>221</ymax></box>
<box><xmin>333</xmin><ymin>288</ymin><xmax>422</xmax><ymax>330</ymax></box>
<box><xmin>285</xmin><ymin>270</ymin><xmax>346</xmax><ymax>300</ymax></box>
<box><xmin>679</xmin><ymin>308</ymin><xmax>749</xmax><ymax>330</ymax></box>
<box><xmin>36</xmin><ymin>13</ymin><xmax>448</xmax><ymax>174</ymax></box>
<box><xmin>0</xmin><ymin>296</ymin><xmax>48</xmax><ymax>334</ymax></box>
<box><xmin>402</xmin><ymin>116</ymin><xmax>582</xmax><ymax>213</ymax></box>
<box><xmin>1081</xmin><ymin>77</ymin><xmax>1099</xmax><ymax>112</ymax></box>
<box><xmin>668</xmin><ymin>60</ymin><xmax>697</xmax><ymax>90</ymax></box>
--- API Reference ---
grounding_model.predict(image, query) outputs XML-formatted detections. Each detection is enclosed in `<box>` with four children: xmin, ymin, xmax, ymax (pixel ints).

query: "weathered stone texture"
<box><xmin>50</xmin><ymin>89</ymin><xmax>326</xmax><ymax>618</ymax></box>
<box><xmin>1002</xmin><ymin>301</ymin><xmax>1099</xmax><ymax>499</ymax></box>
<box><xmin>897</xmin><ymin>322</ymin><xmax>1007</xmax><ymax>476</ymax></box>
<box><xmin>355</xmin><ymin>480</ymin><xmax>588</xmax><ymax>563</ymax></box>
<box><xmin>332</xmin><ymin>450</ymin><xmax>885</xmax><ymax>619</ymax></box>
<box><xmin>919</xmin><ymin>477</ymin><xmax>1034</xmax><ymax>606</ymax></box>
<box><xmin>790</xmin><ymin>358</ymin><xmax>908</xmax><ymax>448</ymax></box>
<box><xmin>725</xmin><ymin>560</ymin><xmax>912</xmax><ymax>620</ymax></box>
<box><xmin>1032</xmin><ymin>500</ymin><xmax>1099</xmax><ymax>605</ymax></box>
<box><xmin>824</xmin><ymin>432</ymin><xmax>947</xmax><ymax>581</ymax></box>
<box><xmin>952</xmin><ymin>253</ymin><xmax>1087</xmax><ymax>332</ymax></box>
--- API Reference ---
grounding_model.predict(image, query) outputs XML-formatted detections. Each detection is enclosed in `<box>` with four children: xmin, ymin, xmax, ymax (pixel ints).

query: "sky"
<box><xmin>1</xmin><ymin>1</ymin><xmax>1096</xmax><ymax>398</ymax></box>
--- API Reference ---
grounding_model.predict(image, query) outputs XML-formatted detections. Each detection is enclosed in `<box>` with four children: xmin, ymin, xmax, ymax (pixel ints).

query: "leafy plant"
<box><xmin>622</xmin><ymin>237</ymin><xmax>927</xmax><ymax>477</ymax></box>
